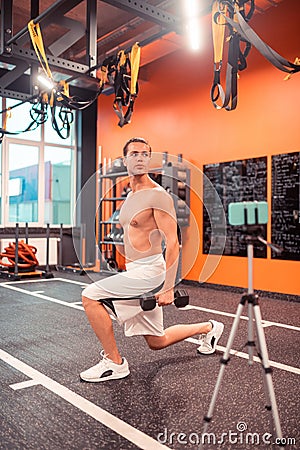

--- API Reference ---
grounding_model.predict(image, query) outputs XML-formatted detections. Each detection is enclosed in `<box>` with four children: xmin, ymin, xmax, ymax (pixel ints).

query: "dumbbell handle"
<box><xmin>140</xmin><ymin>289</ymin><xmax>189</xmax><ymax>311</ymax></box>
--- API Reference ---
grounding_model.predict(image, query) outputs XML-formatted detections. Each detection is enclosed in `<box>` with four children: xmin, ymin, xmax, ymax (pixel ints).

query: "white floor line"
<box><xmin>0</xmin><ymin>349</ymin><xmax>169</xmax><ymax>450</ymax></box>
<box><xmin>186</xmin><ymin>338</ymin><xmax>300</xmax><ymax>375</ymax></box>
<box><xmin>1</xmin><ymin>283</ymin><xmax>299</xmax><ymax>374</ymax></box>
<box><xmin>1</xmin><ymin>277</ymin><xmax>88</xmax><ymax>287</ymax></box>
<box><xmin>10</xmin><ymin>379</ymin><xmax>41</xmax><ymax>390</ymax></box>
<box><xmin>1</xmin><ymin>284</ymin><xmax>84</xmax><ymax>311</ymax></box>
<box><xmin>1</xmin><ymin>278</ymin><xmax>58</xmax><ymax>285</ymax></box>
<box><xmin>52</xmin><ymin>277</ymin><xmax>89</xmax><ymax>286</ymax></box>
<box><xmin>182</xmin><ymin>304</ymin><xmax>300</xmax><ymax>332</ymax></box>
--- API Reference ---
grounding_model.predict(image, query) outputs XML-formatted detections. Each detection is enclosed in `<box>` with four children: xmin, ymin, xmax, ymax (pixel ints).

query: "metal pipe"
<box><xmin>59</xmin><ymin>223</ymin><xmax>63</xmax><ymax>266</ymax></box>
<box><xmin>25</xmin><ymin>222</ymin><xmax>29</xmax><ymax>244</ymax></box>
<box><xmin>45</xmin><ymin>223</ymin><xmax>50</xmax><ymax>274</ymax></box>
<box><xmin>14</xmin><ymin>223</ymin><xmax>19</xmax><ymax>277</ymax></box>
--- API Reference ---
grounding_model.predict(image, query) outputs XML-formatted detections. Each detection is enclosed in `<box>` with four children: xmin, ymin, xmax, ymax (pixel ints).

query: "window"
<box><xmin>0</xmin><ymin>97</ymin><xmax>76</xmax><ymax>226</ymax></box>
<box><xmin>8</xmin><ymin>143</ymin><xmax>39</xmax><ymax>223</ymax></box>
<box><xmin>44</xmin><ymin>146</ymin><xmax>74</xmax><ymax>225</ymax></box>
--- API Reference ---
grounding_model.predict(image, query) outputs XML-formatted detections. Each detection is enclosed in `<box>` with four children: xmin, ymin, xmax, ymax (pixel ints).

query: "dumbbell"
<box><xmin>140</xmin><ymin>289</ymin><xmax>189</xmax><ymax>311</ymax></box>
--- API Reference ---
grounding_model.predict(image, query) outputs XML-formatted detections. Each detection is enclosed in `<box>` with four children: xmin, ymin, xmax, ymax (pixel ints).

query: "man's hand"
<box><xmin>156</xmin><ymin>289</ymin><xmax>174</xmax><ymax>307</ymax></box>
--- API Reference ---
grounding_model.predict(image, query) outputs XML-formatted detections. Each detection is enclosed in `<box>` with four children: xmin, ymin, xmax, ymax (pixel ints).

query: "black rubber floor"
<box><xmin>0</xmin><ymin>272</ymin><xmax>299</xmax><ymax>450</ymax></box>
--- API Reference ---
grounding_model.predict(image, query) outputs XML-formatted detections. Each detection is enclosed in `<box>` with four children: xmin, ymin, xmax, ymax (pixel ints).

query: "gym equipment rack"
<box><xmin>98</xmin><ymin>155</ymin><xmax>190</xmax><ymax>275</ymax></box>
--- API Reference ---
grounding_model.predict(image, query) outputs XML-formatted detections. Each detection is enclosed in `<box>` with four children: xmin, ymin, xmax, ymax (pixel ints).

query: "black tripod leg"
<box><xmin>199</xmin><ymin>301</ymin><xmax>245</xmax><ymax>450</ymax></box>
<box><xmin>253</xmin><ymin>303</ymin><xmax>284</xmax><ymax>448</ymax></box>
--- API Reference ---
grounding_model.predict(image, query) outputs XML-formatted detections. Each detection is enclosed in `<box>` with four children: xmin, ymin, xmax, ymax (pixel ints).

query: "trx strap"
<box><xmin>211</xmin><ymin>1</ymin><xmax>227</xmax><ymax>109</ymax></box>
<box><xmin>130</xmin><ymin>42</ymin><xmax>140</xmax><ymax>96</ymax></box>
<box><xmin>220</xmin><ymin>3</ymin><xmax>300</xmax><ymax>75</ymax></box>
<box><xmin>28</xmin><ymin>20</ymin><xmax>53</xmax><ymax>81</ymax></box>
<box><xmin>0</xmin><ymin>241</ymin><xmax>39</xmax><ymax>271</ymax></box>
<box><xmin>211</xmin><ymin>0</ymin><xmax>255</xmax><ymax>110</ymax></box>
<box><xmin>56</xmin><ymin>80</ymin><xmax>70</xmax><ymax>102</ymax></box>
<box><xmin>0</xmin><ymin>98</ymin><xmax>48</xmax><ymax>139</ymax></box>
<box><xmin>0</xmin><ymin>107</ymin><xmax>11</xmax><ymax>143</ymax></box>
<box><xmin>113</xmin><ymin>43</ymin><xmax>141</xmax><ymax>127</ymax></box>
<box><xmin>50</xmin><ymin>95</ymin><xmax>74</xmax><ymax>140</ymax></box>
<box><xmin>211</xmin><ymin>0</ymin><xmax>300</xmax><ymax>110</ymax></box>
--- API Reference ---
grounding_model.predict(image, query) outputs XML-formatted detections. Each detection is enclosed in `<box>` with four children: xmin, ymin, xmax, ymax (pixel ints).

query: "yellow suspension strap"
<box><xmin>123</xmin><ymin>42</ymin><xmax>141</xmax><ymax>124</ymax></box>
<box><xmin>99</xmin><ymin>63</ymin><xmax>109</xmax><ymax>90</ymax></box>
<box><xmin>3</xmin><ymin>108</ymin><xmax>12</xmax><ymax>131</ymax></box>
<box><xmin>211</xmin><ymin>0</ymin><xmax>255</xmax><ymax>111</ymax></box>
<box><xmin>113</xmin><ymin>43</ymin><xmax>141</xmax><ymax>127</ymax></box>
<box><xmin>0</xmin><ymin>107</ymin><xmax>11</xmax><ymax>142</ymax></box>
<box><xmin>28</xmin><ymin>20</ymin><xmax>53</xmax><ymax>82</ymax></box>
<box><xmin>113</xmin><ymin>50</ymin><xmax>129</xmax><ymax>127</ymax></box>
<box><xmin>211</xmin><ymin>0</ymin><xmax>227</xmax><ymax>109</ymax></box>
<box><xmin>284</xmin><ymin>58</ymin><xmax>300</xmax><ymax>81</ymax></box>
<box><xmin>129</xmin><ymin>42</ymin><xmax>140</xmax><ymax>96</ymax></box>
<box><xmin>57</xmin><ymin>80</ymin><xmax>70</xmax><ymax>101</ymax></box>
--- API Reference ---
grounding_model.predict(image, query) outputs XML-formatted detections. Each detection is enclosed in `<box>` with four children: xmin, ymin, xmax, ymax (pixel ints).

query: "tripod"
<box><xmin>199</xmin><ymin>235</ymin><xmax>284</xmax><ymax>449</ymax></box>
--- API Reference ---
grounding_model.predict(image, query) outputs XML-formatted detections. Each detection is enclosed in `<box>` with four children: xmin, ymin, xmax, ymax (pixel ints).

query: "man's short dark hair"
<box><xmin>123</xmin><ymin>137</ymin><xmax>152</xmax><ymax>157</ymax></box>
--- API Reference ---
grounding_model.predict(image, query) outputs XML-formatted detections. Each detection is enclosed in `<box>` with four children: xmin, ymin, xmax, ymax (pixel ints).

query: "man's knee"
<box><xmin>82</xmin><ymin>295</ymin><xmax>90</xmax><ymax>309</ymax></box>
<box><xmin>144</xmin><ymin>335</ymin><xmax>166</xmax><ymax>351</ymax></box>
<box><xmin>82</xmin><ymin>295</ymin><xmax>99</xmax><ymax>311</ymax></box>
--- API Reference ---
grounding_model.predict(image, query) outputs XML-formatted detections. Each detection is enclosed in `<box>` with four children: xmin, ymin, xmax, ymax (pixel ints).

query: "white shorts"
<box><xmin>82</xmin><ymin>254</ymin><xmax>166</xmax><ymax>337</ymax></box>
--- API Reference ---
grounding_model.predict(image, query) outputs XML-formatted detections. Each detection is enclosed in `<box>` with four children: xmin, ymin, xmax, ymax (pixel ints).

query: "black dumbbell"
<box><xmin>174</xmin><ymin>289</ymin><xmax>189</xmax><ymax>308</ymax></box>
<box><xmin>140</xmin><ymin>289</ymin><xmax>189</xmax><ymax>311</ymax></box>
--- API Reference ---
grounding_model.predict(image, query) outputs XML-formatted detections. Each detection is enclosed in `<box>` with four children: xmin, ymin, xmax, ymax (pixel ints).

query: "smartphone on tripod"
<box><xmin>228</xmin><ymin>200</ymin><xmax>268</xmax><ymax>226</ymax></box>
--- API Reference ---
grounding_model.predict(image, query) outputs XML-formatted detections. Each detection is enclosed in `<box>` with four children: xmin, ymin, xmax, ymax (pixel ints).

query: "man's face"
<box><xmin>123</xmin><ymin>142</ymin><xmax>152</xmax><ymax>176</ymax></box>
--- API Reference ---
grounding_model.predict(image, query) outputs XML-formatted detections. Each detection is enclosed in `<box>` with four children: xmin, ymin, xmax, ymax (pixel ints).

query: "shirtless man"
<box><xmin>80</xmin><ymin>137</ymin><xmax>224</xmax><ymax>382</ymax></box>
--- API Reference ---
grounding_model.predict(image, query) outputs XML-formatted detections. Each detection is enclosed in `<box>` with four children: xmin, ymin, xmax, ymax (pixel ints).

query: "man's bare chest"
<box><xmin>119</xmin><ymin>197</ymin><xmax>154</xmax><ymax>228</ymax></box>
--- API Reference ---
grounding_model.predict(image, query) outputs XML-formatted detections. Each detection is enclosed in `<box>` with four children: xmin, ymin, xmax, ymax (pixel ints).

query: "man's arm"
<box><xmin>153</xmin><ymin>196</ymin><xmax>180</xmax><ymax>306</ymax></box>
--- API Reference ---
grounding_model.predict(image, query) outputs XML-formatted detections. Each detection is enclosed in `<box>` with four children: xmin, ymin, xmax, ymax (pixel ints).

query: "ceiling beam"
<box><xmin>5</xmin><ymin>0</ymin><xmax>84</xmax><ymax>47</ymax></box>
<box><xmin>0</xmin><ymin>61</ymin><xmax>29</xmax><ymax>88</ymax></box>
<box><xmin>87</xmin><ymin>0</ymin><xmax>98</xmax><ymax>76</ymax></box>
<box><xmin>7</xmin><ymin>45</ymin><xmax>89</xmax><ymax>75</ymax></box>
<box><xmin>101</xmin><ymin>0</ymin><xmax>182</xmax><ymax>33</ymax></box>
<box><xmin>48</xmin><ymin>17</ymin><xmax>86</xmax><ymax>57</ymax></box>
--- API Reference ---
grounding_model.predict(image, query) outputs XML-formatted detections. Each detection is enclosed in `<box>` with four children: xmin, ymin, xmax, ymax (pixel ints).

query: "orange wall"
<box><xmin>97</xmin><ymin>0</ymin><xmax>300</xmax><ymax>295</ymax></box>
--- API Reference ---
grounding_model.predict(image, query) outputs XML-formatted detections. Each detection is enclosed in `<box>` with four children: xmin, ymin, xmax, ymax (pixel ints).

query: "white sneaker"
<box><xmin>80</xmin><ymin>351</ymin><xmax>130</xmax><ymax>382</ymax></box>
<box><xmin>197</xmin><ymin>320</ymin><xmax>224</xmax><ymax>355</ymax></box>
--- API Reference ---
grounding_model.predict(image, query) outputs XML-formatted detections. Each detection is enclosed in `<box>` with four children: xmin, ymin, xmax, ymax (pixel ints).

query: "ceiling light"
<box><xmin>186</xmin><ymin>18</ymin><xmax>201</xmax><ymax>51</ymax></box>
<box><xmin>37</xmin><ymin>74</ymin><xmax>55</xmax><ymax>90</ymax></box>
<box><xmin>183</xmin><ymin>0</ymin><xmax>198</xmax><ymax>18</ymax></box>
<box><xmin>183</xmin><ymin>0</ymin><xmax>201</xmax><ymax>51</ymax></box>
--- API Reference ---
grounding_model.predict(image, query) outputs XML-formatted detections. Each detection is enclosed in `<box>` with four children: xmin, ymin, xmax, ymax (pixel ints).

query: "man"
<box><xmin>80</xmin><ymin>137</ymin><xmax>224</xmax><ymax>382</ymax></box>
